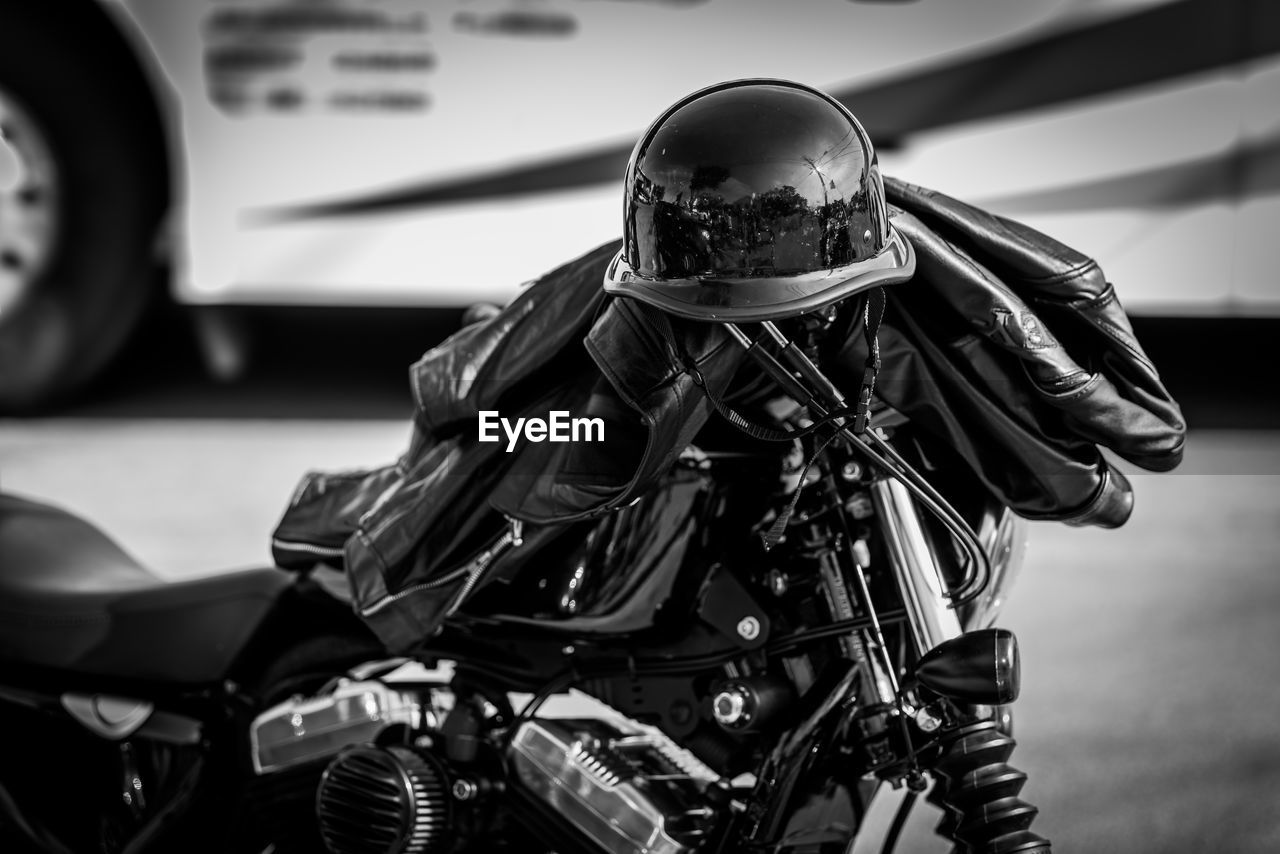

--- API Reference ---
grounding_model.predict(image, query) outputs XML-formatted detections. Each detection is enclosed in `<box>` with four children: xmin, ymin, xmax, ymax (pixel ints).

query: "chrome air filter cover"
<box><xmin>316</xmin><ymin>744</ymin><xmax>451</xmax><ymax>854</ymax></box>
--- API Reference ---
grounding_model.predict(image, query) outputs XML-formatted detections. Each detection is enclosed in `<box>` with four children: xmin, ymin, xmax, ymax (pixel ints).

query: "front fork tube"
<box><xmin>870</xmin><ymin>477</ymin><xmax>962</xmax><ymax>657</ymax></box>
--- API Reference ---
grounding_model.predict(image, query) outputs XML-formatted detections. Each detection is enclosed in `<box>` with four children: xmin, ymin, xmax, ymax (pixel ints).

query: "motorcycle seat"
<box><xmin>0</xmin><ymin>493</ymin><xmax>292</xmax><ymax>685</ymax></box>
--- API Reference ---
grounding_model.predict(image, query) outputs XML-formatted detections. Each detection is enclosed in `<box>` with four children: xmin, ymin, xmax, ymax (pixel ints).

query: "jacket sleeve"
<box><xmin>865</xmin><ymin>289</ymin><xmax>1136</xmax><ymax>527</ymax></box>
<box><xmin>885</xmin><ymin>177</ymin><xmax>1186</xmax><ymax>473</ymax></box>
<box><xmin>842</xmin><ymin>180</ymin><xmax>1187</xmax><ymax>527</ymax></box>
<box><xmin>409</xmin><ymin>241</ymin><xmax>617</xmax><ymax>433</ymax></box>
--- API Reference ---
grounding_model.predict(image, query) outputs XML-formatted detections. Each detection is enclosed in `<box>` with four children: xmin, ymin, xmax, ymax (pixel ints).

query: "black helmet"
<box><xmin>604</xmin><ymin>79</ymin><xmax>914</xmax><ymax>322</ymax></box>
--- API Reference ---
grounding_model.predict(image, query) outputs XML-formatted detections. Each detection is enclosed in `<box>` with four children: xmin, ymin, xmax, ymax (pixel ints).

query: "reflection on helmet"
<box><xmin>604</xmin><ymin>79</ymin><xmax>914</xmax><ymax>322</ymax></box>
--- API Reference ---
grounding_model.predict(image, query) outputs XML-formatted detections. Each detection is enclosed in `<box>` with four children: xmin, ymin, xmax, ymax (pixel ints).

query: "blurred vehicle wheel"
<box><xmin>0</xmin><ymin>2</ymin><xmax>168</xmax><ymax>412</ymax></box>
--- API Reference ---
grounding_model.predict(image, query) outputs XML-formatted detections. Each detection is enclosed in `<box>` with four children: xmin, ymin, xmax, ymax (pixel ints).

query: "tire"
<box><xmin>0</xmin><ymin>1</ymin><xmax>169</xmax><ymax>411</ymax></box>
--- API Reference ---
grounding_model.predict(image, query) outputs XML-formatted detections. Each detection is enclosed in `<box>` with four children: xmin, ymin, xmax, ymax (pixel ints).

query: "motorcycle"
<box><xmin>0</xmin><ymin>316</ymin><xmax>1052</xmax><ymax>854</ymax></box>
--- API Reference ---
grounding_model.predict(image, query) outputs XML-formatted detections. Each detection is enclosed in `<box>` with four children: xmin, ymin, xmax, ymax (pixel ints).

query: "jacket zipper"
<box><xmin>359</xmin><ymin>516</ymin><xmax>524</xmax><ymax>618</ymax></box>
<box><xmin>270</xmin><ymin>538</ymin><xmax>346</xmax><ymax>559</ymax></box>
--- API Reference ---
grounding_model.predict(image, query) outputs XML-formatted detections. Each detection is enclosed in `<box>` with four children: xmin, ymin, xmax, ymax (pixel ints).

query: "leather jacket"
<box><xmin>272</xmin><ymin>180</ymin><xmax>1184</xmax><ymax>651</ymax></box>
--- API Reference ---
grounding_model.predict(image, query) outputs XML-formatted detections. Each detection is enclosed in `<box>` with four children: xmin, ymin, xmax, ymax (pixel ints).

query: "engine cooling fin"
<box><xmin>316</xmin><ymin>744</ymin><xmax>451</xmax><ymax>854</ymax></box>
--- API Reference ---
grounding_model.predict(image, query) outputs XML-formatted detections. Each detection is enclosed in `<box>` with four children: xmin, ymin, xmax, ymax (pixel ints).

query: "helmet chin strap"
<box><xmin>720</xmin><ymin>307</ymin><xmax>992</xmax><ymax>606</ymax></box>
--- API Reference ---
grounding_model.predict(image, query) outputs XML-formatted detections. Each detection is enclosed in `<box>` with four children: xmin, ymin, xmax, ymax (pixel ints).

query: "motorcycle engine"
<box><xmin>248</xmin><ymin>665</ymin><xmax>722</xmax><ymax>854</ymax></box>
<box><xmin>309</xmin><ymin>717</ymin><xmax>717</xmax><ymax>854</ymax></box>
<box><xmin>507</xmin><ymin>718</ymin><xmax>717</xmax><ymax>854</ymax></box>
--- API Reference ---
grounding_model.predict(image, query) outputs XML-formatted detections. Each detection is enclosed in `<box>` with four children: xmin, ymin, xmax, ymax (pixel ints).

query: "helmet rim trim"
<box><xmin>603</xmin><ymin>226</ymin><xmax>915</xmax><ymax>323</ymax></box>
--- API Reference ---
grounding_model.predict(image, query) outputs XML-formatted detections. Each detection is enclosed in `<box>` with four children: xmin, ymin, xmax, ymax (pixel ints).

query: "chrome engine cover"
<box><xmin>249</xmin><ymin>678</ymin><xmax>423</xmax><ymax>774</ymax></box>
<box><xmin>509</xmin><ymin>719</ymin><xmax>713</xmax><ymax>854</ymax></box>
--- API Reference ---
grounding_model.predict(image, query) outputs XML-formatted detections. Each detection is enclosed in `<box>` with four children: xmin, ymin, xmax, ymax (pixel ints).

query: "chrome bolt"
<box><xmin>840</xmin><ymin>461</ymin><xmax>863</xmax><ymax>482</ymax></box>
<box><xmin>452</xmin><ymin>779</ymin><xmax>479</xmax><ymax>801</ymax></box>
<box><xmin>712</xmin><ymin>688</ymin><xmax>750</xmax><ymax>727</ymax></box>
<box><xmin>736</xmin><ymin>616</ymin><xmax>761</xmax><ymax>641</ymax></box>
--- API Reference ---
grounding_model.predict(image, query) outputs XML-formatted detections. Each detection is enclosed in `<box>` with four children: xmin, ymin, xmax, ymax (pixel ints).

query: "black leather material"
<box><xmin>495</xmin><ymin>298</ymin><xmax>745</xmax><ymax>522</ymax></box>
<box><xmin>274</xmin><ymin>242</ymin><xmax>623</xmax><ymax>648</ymax></box>
<box><xmin>883</xmin><ymin>177</ymin><xmax>1184</xmax><ymax>474</ymax></box>
<box><xmin>271</xmin><ymin>182</ymin><xmax>1184</xmax><ymax>649</ymax></box>
<box><xmin>0</xmin><ymin>493</ymin><xmax>291</xmax><ymax>684</ymax></box>
<box><xmin>272</xmin><ymin>241</ymin><xmax>750</xmax><ymax>649</ymax></box>
<box><xmin>858</xmin><ymin>179</ymin><xmax>1183</xmax><ymax>525</ymax></box>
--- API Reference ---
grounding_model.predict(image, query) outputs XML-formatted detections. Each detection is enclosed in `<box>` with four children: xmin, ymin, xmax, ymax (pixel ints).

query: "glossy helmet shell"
<box><xmin>604</xmin><ymin>79</ymin><xmax>914</xmax><ymax>322</ymax></box>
